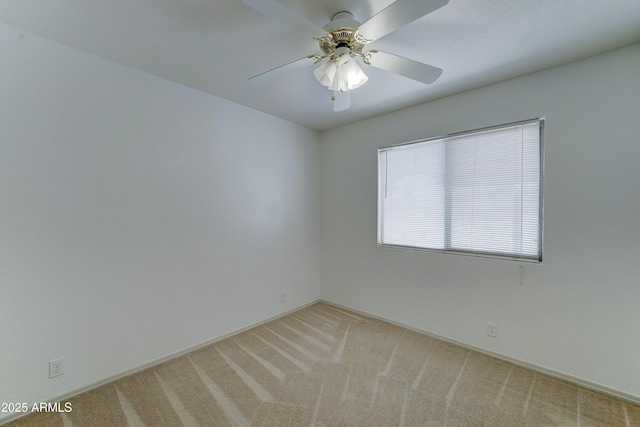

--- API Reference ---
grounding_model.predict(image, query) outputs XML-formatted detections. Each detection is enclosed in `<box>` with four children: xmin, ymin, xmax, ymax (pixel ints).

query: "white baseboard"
<box><xmin>0</xmin><ymin>299</ymin><xmax>321</xmax><ymax>426</ymax></box>
<box><xmin>320</xmin><ymin>299</ymin><xmax>640</xmax><ymax>405</ymax></box>
<box><xmin>4</xmin><ymin>297</ymin><xmax>636</xmax><ymax>426</ymax></box>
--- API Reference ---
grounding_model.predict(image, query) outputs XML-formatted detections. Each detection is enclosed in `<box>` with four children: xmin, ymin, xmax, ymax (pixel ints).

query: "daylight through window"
<box><xmin>378</xmin><ymin>119</ymin><xmax>544</xmax><ymax>262</ymax></box>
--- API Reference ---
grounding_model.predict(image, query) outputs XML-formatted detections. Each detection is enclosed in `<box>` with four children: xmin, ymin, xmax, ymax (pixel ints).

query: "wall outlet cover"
<box><xmin>49</xmin><ymin>358</ymin><xmax>64</xmax><ymax>378</ymax></box>
<box><xmin>487</xmin><ymin>323</ymin><xmax>497</xmax><ymax>338</ymax></box>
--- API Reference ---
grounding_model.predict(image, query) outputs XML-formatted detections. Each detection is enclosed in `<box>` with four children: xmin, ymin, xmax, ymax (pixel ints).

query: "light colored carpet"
<box><xmin>6</xmin><ymin>302</ymin><xmax>640</xmax><ymax>426</ymax></box>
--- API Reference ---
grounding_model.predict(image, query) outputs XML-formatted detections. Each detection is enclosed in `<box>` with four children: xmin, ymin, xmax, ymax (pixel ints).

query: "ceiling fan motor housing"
<box><xmin>317</xmin><ymin>11</ymin><xmax>371</xmax><ymax>59</ymax></box>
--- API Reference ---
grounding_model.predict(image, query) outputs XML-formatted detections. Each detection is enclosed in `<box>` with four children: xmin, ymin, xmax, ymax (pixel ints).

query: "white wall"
<box><xmin>320</xmin><ymin>43</ymin><xmax>640</xmax><ymax>400</ymax></box>
<box><xmin>0</xmin><ymin>23</ymin><xmax>321</xmax><ymax>421</ymax></box>
<box><xmin>2</xmin><ymin>19</ymin><xmax>639</xmax><ymax>422</ymax></box>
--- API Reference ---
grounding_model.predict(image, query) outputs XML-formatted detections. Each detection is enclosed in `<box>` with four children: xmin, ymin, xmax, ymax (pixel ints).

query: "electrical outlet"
<box><xmin>49</xmin><ymin>358</ymin><xmax>64</xmax><ymax>378</ymax></box>
<box><xmin>280</xmin><ymin>292</ymin><xmax>286</xmax><ymax>303</ymax></box>
<box><xmin>487</xmin><ymin>323</ymin><xmax>497</xmax><ymax>338</ymax></box>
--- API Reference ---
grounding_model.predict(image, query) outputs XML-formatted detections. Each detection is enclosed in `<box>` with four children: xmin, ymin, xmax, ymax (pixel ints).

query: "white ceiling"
<box><xmin>1</xmin><ymin>0</ymin><xmax>639</xmax><ymax>131</ymax></box>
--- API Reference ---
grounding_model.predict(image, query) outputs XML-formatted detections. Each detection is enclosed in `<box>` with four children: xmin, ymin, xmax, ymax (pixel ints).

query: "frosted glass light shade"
<box><xmin>314</xmin><ymin>54</ymin><xmax>368</xmax><ymax>92</ymax></box>
<box><xmin>313</xmin><ymin>59</ymin><xmax>337</xmax><ymax>87</ymax></box>
<box><xmin>334</xmin><ymin>54</ymin><xmax>368</xmax><ymax>90</ymax></box>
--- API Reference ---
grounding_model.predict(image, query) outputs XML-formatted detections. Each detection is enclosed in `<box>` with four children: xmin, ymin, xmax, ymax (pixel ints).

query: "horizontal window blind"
<box><xmin>378</xmin><ymin>119</ymin><xmax>543</xmax><ymax>261</ymax></box>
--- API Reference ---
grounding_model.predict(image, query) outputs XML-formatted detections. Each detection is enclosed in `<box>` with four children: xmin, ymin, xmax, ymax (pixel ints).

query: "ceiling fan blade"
<box><xmin>359</xmin><ymin>0</ymin><xmax>449</xmax><ymax>41</ymax></box>
<box><xmin>367</xmin><ymin>51</ymin><xmax>443</xmax><ymax>84</ymax></box>
<box><xmin>249</xmin><ymin>56</ymin><xmax>314</xmax><ymax>85</ymax></box>
<box><xmin>242</xmin><ymin>0</ymin><xmax>325</xmax><ymax>37</ymax></box>
<box><xmin>333</xmin><ymin>90</ymin><xmax>351</xmax><ymax>111</ymax></box>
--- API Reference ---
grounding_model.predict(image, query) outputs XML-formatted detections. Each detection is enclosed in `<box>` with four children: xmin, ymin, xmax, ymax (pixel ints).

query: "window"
<box><xmin>378</xmin><ymin>119</ymin><xmax>544</xmax><ymax>262</ymax></box>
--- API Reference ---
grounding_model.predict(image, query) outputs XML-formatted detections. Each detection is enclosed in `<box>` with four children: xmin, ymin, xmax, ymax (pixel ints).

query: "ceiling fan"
<box><xmin>242</xmin><ymin>0</ymin><xmax>448</xmax><ymax>111</ymax></box>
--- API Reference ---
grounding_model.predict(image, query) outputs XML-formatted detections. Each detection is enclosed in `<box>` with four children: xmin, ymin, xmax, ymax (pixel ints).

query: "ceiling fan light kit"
<box><xmin>310</xmin><ymin>12</ymin><xmax>374</xmax><ymax>96</ymax></box>
<box><xmin>313</xmin><ymin>47</ymin><xmax>369</xmax><ymax>92</ymax></box>
<box><xmin>243</xmin><ymin>0</ymin><xmax>449</xmax><ymax>111</ymax></box>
